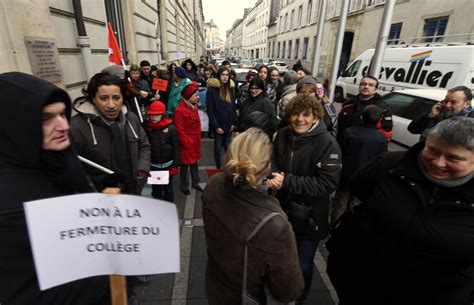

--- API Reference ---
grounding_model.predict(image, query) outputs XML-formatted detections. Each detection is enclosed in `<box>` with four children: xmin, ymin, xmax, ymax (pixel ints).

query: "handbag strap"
<box><xmin>242</xmin><ymin>212</ymin><xmax>283</xmax><ymax>297</ymax></box>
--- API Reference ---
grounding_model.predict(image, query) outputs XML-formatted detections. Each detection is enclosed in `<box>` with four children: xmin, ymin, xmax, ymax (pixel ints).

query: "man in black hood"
<box><xmin>0</xmin><ymin>72</ymin><xmax>108</xmax><ymax>305</ymax></box>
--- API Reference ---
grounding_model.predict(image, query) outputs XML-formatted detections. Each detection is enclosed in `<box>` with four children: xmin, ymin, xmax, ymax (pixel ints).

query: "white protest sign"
<box><xmin>147</xmin><ymin>170</ymin><xmax>170</xmax><ymax>185</ymax></box>
<box><xmin>23</xmin><ymin>193</ymin><xmax>180</xmax><ymax>290</ymax></box>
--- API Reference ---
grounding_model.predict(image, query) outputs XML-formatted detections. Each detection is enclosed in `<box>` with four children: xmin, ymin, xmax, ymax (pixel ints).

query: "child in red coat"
<box><xmin>174</xmin><ymin>84</ymin><xmax>202</xmax><ymax>195</ymax></box>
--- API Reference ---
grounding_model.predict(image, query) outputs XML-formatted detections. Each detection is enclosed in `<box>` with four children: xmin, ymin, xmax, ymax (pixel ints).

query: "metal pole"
<box><xmin>328</xmin><ymin>0</ymin><xmax>349</xmax><ymax>103</ymax></box>
<box><xmin>369</xmin><ymin>0</ymin><xmax>396</xmax><ymax>77</ymax></box>
<box><xmin>72</xmin><ymin>0</ymin><xmax>94</xmax><ymax>80</ymax></box>
<box><xmin>311</xmin><ymin>0</ymin><xmax>327</xmax><ymax>78</ymax></box>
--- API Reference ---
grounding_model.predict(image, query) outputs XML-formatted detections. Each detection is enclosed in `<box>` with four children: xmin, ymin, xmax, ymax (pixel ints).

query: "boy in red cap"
<box><xmin>146</xmin><ymin>101</ymin><xmax>180</xmax><ymax>202</ymax></box>
<box><xmin>174</xmin><ymin>84</ymin><xmax>202</xmax><ymax>195</ymax></box>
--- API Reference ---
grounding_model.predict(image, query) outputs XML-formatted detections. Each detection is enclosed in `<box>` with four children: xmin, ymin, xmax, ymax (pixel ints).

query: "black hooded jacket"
<box><xmin>0</xmin><ymin>72</ymin><xmax>107</xmax><ymax>305</ymax></box>
<box><xmin>273</xmin><ymin>121</ymin><xmax>342</xmax><ymax>240</ymax></box>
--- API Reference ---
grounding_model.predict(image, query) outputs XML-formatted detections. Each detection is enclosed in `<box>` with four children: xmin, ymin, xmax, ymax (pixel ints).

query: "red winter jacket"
<box><xmin>174</xmin><ymin>99</ymin><xmax>202</xmax><ymax>164</ymax></box>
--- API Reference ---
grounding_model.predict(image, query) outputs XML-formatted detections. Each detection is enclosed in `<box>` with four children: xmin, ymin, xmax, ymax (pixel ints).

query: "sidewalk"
<box><xmin>135</xmin><ymin>138</ymin><xmax>338</xmax><ymax>305</ymax></box>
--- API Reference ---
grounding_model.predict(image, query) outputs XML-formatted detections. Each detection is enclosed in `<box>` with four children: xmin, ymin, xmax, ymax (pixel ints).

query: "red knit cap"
<box><xmin>181</xmin><ymin>84</ymin><xmax>198</xmax><ymax>100</ymax></box>
<box><xmin>147</xmin><ymin>101</ymin><xmax>166</xmax><ymax>115</ymax></box>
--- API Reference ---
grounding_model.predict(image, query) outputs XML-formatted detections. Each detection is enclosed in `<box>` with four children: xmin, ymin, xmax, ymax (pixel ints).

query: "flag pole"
<box><xmin>108</xmin><ymin>22</ymin><xmax>144</xmax><ymax>123</ymax></box>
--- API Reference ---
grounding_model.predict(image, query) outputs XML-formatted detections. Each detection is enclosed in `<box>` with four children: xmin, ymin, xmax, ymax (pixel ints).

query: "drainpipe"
<box><xmin>72</xmin><ymin>0</ymin><xmax>94</xmax><ymax>80</ymax></box>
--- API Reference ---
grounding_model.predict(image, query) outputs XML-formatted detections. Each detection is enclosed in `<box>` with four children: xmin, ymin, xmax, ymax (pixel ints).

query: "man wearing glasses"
<box><xmin>408</xmin><ymin>85</ymin><xmax>473</xmax><ymax>141</ymax></box>
<box><xmin>336</xmin><ymin>75</ymin><xmax>393</xmax><ymax>142</ymax></box>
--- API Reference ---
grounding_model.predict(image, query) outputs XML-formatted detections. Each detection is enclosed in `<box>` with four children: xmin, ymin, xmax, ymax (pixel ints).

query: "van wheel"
<box><xmin>335</xmin><ymin>87</ymin><xmax>344</xmax><ymax>103</ymax></box>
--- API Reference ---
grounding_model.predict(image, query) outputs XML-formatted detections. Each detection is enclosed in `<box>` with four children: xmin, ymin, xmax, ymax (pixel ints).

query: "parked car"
<box><xmin>254</xmin><ymin>58</ymin><xmax>273</xmax><ymax>70</ymax></box>
<box><xmin>268</xmin><ymin>61</ymin><xmax>288</xmax><ymax>75</ymax></box>
<box><xmin>382</xmin><ymin>89</ymin><xmax>446</xmax><ymax>147</ymax></box>
<box><xmin>240</xmin><ymin>59</ymin><xmax>254</xmax><ymax>69</ymax></box>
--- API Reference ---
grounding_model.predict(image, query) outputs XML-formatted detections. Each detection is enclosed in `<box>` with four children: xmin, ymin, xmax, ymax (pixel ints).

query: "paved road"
<box><xmin>135</xmin><ymin>137</ymin><xmax>339</xmax><ymax>305</ymax></box>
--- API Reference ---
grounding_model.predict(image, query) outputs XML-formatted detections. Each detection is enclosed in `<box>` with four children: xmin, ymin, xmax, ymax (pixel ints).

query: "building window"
<box><xmin>295</xmin><ymin>38</ymin><xmax>300</xmax><ymax>59</ymax></box>
<box><xmin>307</xmin><ymin>0</ymin><xmax>312</xmax><ymax>24</ymax></box>
<box><xmin>288</xmin><ymin>40</ymin><xmax>292</xmax><ymax>59</ymax></box>
<box><xmin>279</xmin><ymin>16</ymin><xmax>283</xmax><ymax>33</ymax></box>
<box><xmin>282</xmin><ymin>41</ymin><xmax>286</xmax><ymax>59</ymax></box>
<box><xmin>285</xmin><ymin>13</ymin><xmax>289</xmax><ymax>31</ymax></box>
<box><xmin>298</xmin><ymin>5</ymin><xmax>303</xmax><ymax>27</ymax></box>
<box><xmin>291</xmin><ymin>9</ymin><xmax>295</xmax><ymax>29</ymax></box>
<box><xmin>277</xmin><ymin>42</ymin><xmax>281</xmax><ymax>58</ymax></box>
<box><xmin>423</xmin><ymin>16</ymin><xmax>448</xmax><ymax>42</ymax></box>
<box><xmin>388</xmin><ymin>23</ymin><xmax>402</xmax><ymax>44</ymax></box>
<box><xmin>302</xmin><ymin>37</ymin><xmax>309</xmax><ymax>60</ymax></box>
<box><xmin>105</xmin><ymin>0</ymin><xmax>127</xmax><ymax>62</ymax></box>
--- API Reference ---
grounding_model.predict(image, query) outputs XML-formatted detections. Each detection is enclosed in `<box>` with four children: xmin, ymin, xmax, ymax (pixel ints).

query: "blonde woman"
<box><xmin>202</xmin><ymin>128</ymin><xmax>303</xmax><ymax>305</ymax></box>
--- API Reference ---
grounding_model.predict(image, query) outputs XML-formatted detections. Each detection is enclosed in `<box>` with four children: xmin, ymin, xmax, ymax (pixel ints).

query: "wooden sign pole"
<box><xmin>102</xmin><ymin>187</ymin><xmax>128</xmax><ymax>305</ymax></box>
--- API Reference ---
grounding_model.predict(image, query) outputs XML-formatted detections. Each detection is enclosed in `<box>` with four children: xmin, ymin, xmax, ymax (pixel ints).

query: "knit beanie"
<box><xmin>182</xmin><ymin>84</ymin><xmax>198</xmax><ymax>100</ymax></box>
<box><xmin>101</xmin><ymin>65</ymin><xmax>126</xmax><ymax>78</ymax></box>
<box><xmin>296</xmin><ymin>75</ymin><xmax>317</xmax><ymax>91</ymax></box>
<box><xmin>283</xmin><ymin>70</ymin><xmax>298</xmax><ymax>86</ymax></box>
<box><xmin>175</xmin><ymin>66</ymin><xmax>187</xmax><ymax>79</ymax></box>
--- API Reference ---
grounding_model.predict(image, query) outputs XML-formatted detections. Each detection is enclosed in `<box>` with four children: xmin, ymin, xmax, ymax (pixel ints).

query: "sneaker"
<box><xmin>181</xmin><ymin>188</ymin><xmax>190</xmax><ymax>195</ymax></box>
<box><xmin>192</xmin><ymin>184</ymin><xmax>203</xmax><ymax>192</ymax></box>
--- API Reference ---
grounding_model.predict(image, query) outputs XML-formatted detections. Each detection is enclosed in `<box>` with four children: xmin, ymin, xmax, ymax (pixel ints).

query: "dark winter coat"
<box><xmin>408</xmin><ymin>107</ymin><xmax>474</xmax><ymax>142</ymax></box>
<box><xmin>238</xmin><ymin>92</ymin><xmax>279</xmax><ymax>135</ymax></box>
<box><xmin>70</xmin><ymin>100</ymin><xmax>151</xmax><ymax>193</ymax></box>
<box><xmin>206</xmin><ymin>78</ymin><xmax>237</xmax><ymax>133</ymax></box>
<box><xmin>145</xmin><ymin>120</ymin><xmax>180</xmax><ymax>168</ymax></box>
<box><xmin>174</xmin><ymin>100</ymin><xmax>201</xmax><ymax>164</ymax></box>
<box><xmin>338</xmin><ymin>124</ymin><xmax>388</xmax><ymax>188</ymax></box>
<box><xmin>202</xmin><ymin>173</ymin><xmax>304</xmax><ymax>305</ymax></box>
<box><xmin>0</xmin><ymin>72</ymin><xmax>108</xmax><ymax>305</ymax></box>
<box><xmin>327</xmin><ymin>143</ymin><xmax>474</xmax><ymax>305</ymax></box>
<box><xmin>273</xmin><ymin>122</ymin><xmax>342</xmax><ymax>240</ymax></box>
<box><xmin>337</xmin><ymin>93</ymin><xmax>393</xmax><ymax>141</ymax></box>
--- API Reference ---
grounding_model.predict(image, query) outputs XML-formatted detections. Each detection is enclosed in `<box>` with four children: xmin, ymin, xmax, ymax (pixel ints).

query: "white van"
<box><xmin>335</xmin><ymin>45</ymin><xmax>474</xmax><ymax>101</ymax></box>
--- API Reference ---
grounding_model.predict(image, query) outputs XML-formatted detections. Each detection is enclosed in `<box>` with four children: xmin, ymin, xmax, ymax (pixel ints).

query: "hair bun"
<box><xmin>234</xmin><ymin>175</ymin><xmax>245</xmax><ymax>187</ymax></box>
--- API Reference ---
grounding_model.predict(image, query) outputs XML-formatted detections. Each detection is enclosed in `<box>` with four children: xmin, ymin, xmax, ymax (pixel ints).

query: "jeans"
<box><xmin>296</xmin><ymin>239</ymin><xmax>320</xmax><ymax>302</ymax></box>
<box><xmin>213</xmin><ymin>132</ymin><xmax>231</xmax><ymax>169</ymax></box>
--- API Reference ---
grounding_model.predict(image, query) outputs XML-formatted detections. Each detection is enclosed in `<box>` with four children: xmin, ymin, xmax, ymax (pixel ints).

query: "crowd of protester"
<box><xmin>0</xmin><ymin>55</ymin><xmax>473</xmax><ymax>305</ymax></box>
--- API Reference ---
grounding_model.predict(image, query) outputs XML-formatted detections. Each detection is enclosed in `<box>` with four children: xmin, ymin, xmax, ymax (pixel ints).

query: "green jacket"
<box><xmin>167</xmin><ymin>78</ymin><xmax>192</xmax><ymax>116</ymax></box>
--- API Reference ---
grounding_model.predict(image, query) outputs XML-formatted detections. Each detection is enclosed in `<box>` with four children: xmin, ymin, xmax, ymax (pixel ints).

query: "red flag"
<box><xmin>108</xmin><ymin>22</ymin><xmax>123</xmax><ymax>65</ymax></box>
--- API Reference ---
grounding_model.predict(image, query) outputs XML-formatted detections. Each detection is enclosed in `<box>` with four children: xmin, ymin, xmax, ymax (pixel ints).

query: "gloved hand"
<box><xmin>137</xmin><ymin>170</ymin><xmax>151</xmax><ymax>180</ymax></box>
<box><xmin>97</xmin><ymin>171</ymin><xmax>134</xmax><ymax>192</ymax></box>
<box><xmin>169</xmin><ymin>167</ymin><xmax>179</xmax><ymax>177</ymax></box>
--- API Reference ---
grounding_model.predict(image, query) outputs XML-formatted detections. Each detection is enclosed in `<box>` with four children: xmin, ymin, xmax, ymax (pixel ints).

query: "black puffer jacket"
<box><xmin>238</xmin><ymin>92</ymin><xmax>279</xmax><ymax>135</ymax></box>
<box><xmin>0</xmin><ymin>72</ymin><xmax>108</xmax><ymax>305</ymax></box>
<box><xmin>145</xmin><ymin>119</ymin><xmax>180</xmax><ymax>168</ymax></box>
<box><xmin>337</xmin><ymin>93</ymin><xmax>393</xmax><ymax>141</ymax></box>
<box><xmin>273</xmin><ymin>121</ymin><xmax>342</xmax><ymax>240</ymax></box>
<box><xmin>327</xmin><ymin>143</ymin><xmax>474</xmax><ymax>305</ymax></box>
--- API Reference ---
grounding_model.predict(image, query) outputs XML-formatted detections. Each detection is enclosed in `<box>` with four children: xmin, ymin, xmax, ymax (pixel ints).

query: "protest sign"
<box><xmin>152</xmin><ymin>78</ymin><xmax>168</xmax><ymax>91</ymax></box>
<box><xmin>147</xmin><ymin>170</ymin><xmax>170</xmax><ymax>185</ymax></box>
<box><xmin>23</xmin><ymin>193</ymin><xmax>180</xmax><ymax>290</ymax></box>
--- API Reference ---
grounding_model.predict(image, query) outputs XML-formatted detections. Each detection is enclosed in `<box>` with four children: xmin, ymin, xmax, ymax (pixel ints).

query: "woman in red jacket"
<box><xmin>174</xmin><ymin>84</ymin><xmax>202</xmax><ymax>195</ymax></box>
